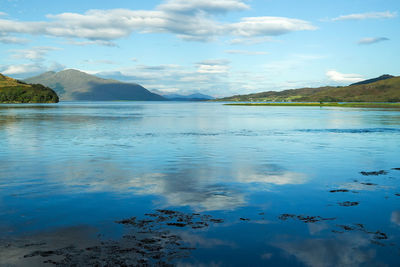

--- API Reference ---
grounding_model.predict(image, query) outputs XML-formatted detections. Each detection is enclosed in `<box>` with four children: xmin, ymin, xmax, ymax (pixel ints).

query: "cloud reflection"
<box><xmin>275</xmin><ymin>235</ymin><xmax>377</xmax><ymax>267</ymax></box>
<box><xmin>237</xmin><ymin>170</ymin><xmax>308</xmax><ymax>186</ymax></box>
<box><xmin>391</xmin><ymin>211</ymin><xmax>400</xmax><ymax>226</ymax></box>
<box><xmin>50</xmin><ymin>162</ymin><xmax>247</xmax><ymax>211</ymax></box>
<box><xmin>44</xmin><ymin>160</ymin><xmax>307</xmax><ymax>211</ymax></box>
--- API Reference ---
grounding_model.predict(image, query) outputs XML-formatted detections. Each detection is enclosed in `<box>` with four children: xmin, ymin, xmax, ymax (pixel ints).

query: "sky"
<box><xmin>0</xmin><ymin>0</ymin><xmax>399</xmax><ymax>97</ymax></box>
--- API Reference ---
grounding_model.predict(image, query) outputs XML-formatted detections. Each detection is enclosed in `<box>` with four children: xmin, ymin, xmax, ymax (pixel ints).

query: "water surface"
<box><xmin>1</xmin><ymin>102</ymin><xmax>400</xmax><ymax>266</ymax></box>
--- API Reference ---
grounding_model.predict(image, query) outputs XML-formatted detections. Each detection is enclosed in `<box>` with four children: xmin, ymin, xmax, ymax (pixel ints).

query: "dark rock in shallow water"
<box><xmin>373</xmin><ymin>231</ymin><xmax>388</xmax><ymax>240</ymax></box>
<box><xmin>210</xmin><ymin>218</ymin><xmax>224</xmax><ymax>223</ymax></box>
<box><xmin>329</xmin><ymin>189</ymin><xmax>349</xmax><ymax>193</ymax></box>
<box><xmin>13</xmin><ymin>209</ymin><xmax>225</xmax><ymax>266</ymax></box>
<box><xmin>278</xmin><ymin>214</ymin><xmax>335</xmax><ymax>223</ymax></box>
<box><xmin>360</xmin><ymin>170</ymin><xmax>388</xmax><ymax>176</ymax></box>
<box><xmin>115</xmin><ymin>217</ymin><xmax>137</xmax><ymax>225</ymax></box>
<box><xmin>333</xmin><ymin>223</ymin><xmax>390</xmax><ymax>246</ymax></box>
<box><xmin>337</xmin><ymin>225</ymin><xmax>357</xmax><ymax>231</ymax></box>
<box><xmin>166</xmin><ymin>223</ymin><xmax>186</xmax><ymax>227</ymax></box>
<box><xmin>338</xmin><ymin>201</ymin><xmax>359</xmax><ymax>207</ymax></box>
<box><xmin>360</xmin><ymin>182</ymin><xmax>377</xmax><ymax>186</ymax></box>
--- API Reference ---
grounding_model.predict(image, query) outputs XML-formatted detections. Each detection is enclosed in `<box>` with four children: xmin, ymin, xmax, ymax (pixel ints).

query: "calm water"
<box><xmin>0</xmin><ymin>102</ymin><xmax>400</xmax><ymax>266</ymax></box>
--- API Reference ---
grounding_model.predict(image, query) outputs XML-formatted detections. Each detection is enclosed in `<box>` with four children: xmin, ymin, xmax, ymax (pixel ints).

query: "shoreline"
<box><xmin>224</xmin><ymin>102</ymin><xmax>400</xmax><ymax>108</ymax></box>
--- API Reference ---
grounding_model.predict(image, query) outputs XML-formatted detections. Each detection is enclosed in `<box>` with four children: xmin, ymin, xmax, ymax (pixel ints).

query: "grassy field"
<box><xmin>224</xmin><ymin>102</ymin><xmax>400</xmax><ymax>108</ymax></box>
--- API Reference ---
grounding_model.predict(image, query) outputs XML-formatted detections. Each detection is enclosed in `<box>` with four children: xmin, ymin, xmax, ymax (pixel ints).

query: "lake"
<box><xmin>1</xmin><ymin>102</ymin><xmax>400</xmax><ymax>266</ymax></box>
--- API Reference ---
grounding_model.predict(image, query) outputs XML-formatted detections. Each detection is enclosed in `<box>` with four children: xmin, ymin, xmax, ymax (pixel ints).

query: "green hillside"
<box><xmin>0</xmin><ymin>73</ymin><xmax>59</xmax><ymax>103</ymax></box>
<box><xmin>297</xmin><ymin>76</ymin><xmax>400</xmax><ymax>102</ymax></box>
<box><xmin>217</xmin><ymin>75</ymin><xmax>400</xmax><ymax>103</ymax></box>
<box><xmin>350</xmin><ymin>74</ymin><xmax>394</xmax><ymax>86</ymax></box>
<box><xmin>25</xmin><ymin>69</ymin><xmax>166</xmax><ymax>101</ymax></box>
<box><xmin>218</xmin><ymin>86</ymin><xmax>335</xmax><ymax>102</ymax></box>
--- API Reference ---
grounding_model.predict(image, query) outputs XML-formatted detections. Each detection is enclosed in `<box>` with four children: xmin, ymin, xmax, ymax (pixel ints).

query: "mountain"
<box><xmin>25</xmin><ymin>69</ymin><xmax>166</xmax><ymax>101</ymax></box>
<box><xmin>217</xmin><ymin>75</ymin><xmax>400</xmax><ymax>103</ymax></box>
<box><xmin>350</xmin><ymin>74</ymin><xmax>394</xmax><ymax>86</ymax></box>
<box><xmin>163</xmin><ymin>93</ymin><xmax>215</xmax><ymax>101</ymax></box>
<box><xmin>0</xmin><ymin>73</ymin><xmax>59</xmax><ymax>103</ymax></box>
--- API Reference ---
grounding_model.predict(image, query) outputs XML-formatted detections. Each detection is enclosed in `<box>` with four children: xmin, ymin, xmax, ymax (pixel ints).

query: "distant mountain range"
<box><xmin>25</xmin><ymin>69</ymin><xmax>166</xmax><ymax>101</ymax></box>
<box><xmin>0</xmin><ymin>73</ymin><xmax>58</xmax><ymax>103</ymax></box>
<box><xmin>163</xmin><ymin>93</ymin><xmax>215</xmax><ymax>101</ymax></box>
<box><xmin>18</xmin><ymin>70</ymin><xmax>399</xmax><ymax>103</ymax></box>
<box><xmin>217</xmin><ymin>75</ymin><xmax>400</xmax><ymax>103</ymax></box>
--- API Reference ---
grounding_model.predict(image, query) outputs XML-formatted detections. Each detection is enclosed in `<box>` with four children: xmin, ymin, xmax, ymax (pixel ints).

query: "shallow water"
<box><xmin>0</xmin><ymin>102</ymin><xmax>400</xmax><ymax>266</ymax></box>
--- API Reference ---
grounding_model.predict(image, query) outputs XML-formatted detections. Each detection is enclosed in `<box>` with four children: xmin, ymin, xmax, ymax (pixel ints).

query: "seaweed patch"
<box><xmin>278</xmin><ymin>214</ymin><xmax>335</xmax><ymax>223</ymax></box>
<box><xmin>14</xmin><ymin>210</ymin><xmax>225</xmax><ymax>266</ymax></box>
<box><xmin>338</xmin><ymin>201</ymin><xmax>359</xmax><ymax>207</ymax></box>
<box><xmin>360</xmin><ymin>170</ymin><xmax>388</xmax><ymax>176</ymax></box>
<box><xmin>332</xmin><ymin>223</ymin><xmax>390</xmax><ymax>246</ymax></box>
<box><xmin>329</xmin><ymin>189</ymin><xmax>349</xmax><ymax>193</ymax></box>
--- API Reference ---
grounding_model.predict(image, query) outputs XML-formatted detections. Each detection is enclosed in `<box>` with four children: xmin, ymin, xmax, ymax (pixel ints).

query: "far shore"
<box><xmin>224</xmin><ymin>102</ymin><xmax>400</xmax><ymax>108</ymax></box>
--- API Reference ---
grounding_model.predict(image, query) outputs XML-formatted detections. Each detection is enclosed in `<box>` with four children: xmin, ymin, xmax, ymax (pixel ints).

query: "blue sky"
<box><xmin>0</xmin><ymin>0</ymin><xmax>399</xmax><ymax>96</ymax></box>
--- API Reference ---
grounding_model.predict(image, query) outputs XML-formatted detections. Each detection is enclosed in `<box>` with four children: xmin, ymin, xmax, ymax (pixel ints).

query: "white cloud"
<box><xmin>228</xmin><ymin>36</ymin><xmax>275</xmax><ymax>45</ymax></box>
<box><xmin>10</xmin><ymin>46</ymin><xmax>60</xmax><ymax>61</ymax></box>
<box><xmin>230</xmin><ymin>17</ymin><xmax>317</xmax><ymax>37</ymax></box>
<box><xmin>326</xmin><ymin>70</ymin><xmax>364</xmax><ymax>83</ymax></box>
<box><xmin>48</xmin><ymin>62</ymin><xmax>66</xmax><ymax>72</ymax></box>
<box><xmin>83</xmin><ymin>59</ymin><xmax>117</xmax><ymax>65</ymax></box>
<box><xmin>179</xmin><ymin>76</ymin><xmax>211</xmax><ymax>82</ymax></box>
<box><xmin>137</xmin><ymin>64</ymin><xmax>181</xmax><ymax>71</ymax></box>
<box><xmin>197</xmin><ymin>59</ymin><xmax>230</xmax><ymax>66</ymax></box>
<box><xmin>0</xmin><ymin>1</ymin><xmax>316</xmax><ymax>44</ymax></box>
<box><xmin>196</xmin><ymin>59</ymin><xmax>230</xmax><ymax>74</ymax></box>
<box><xmin>158</xmin><ymin>0</ymin><xmax>249</xmax><ymax>14</ymax></box>
<box><xmin>225</xmin><ymin>50</ymin><xmax>268</xmax><ymax>55</ymax></box>
<box><xmin>197</xmin><ymin>65</ymin><xmax>230</xmax><ymax>74</ymax></box>
<box><xmin>0</xmin><ymin>9</ymin><xmax>222</xmax><ymax>42</ymax></box>
<box><xmin>1</xmin><ymin>61</ymin><xmax>65</xmax><ymax>76</ymax></box>
<box><xmin>95</xmin><ymin>65</ymin><xmax>211</xmax><ymax>94</ymax></box>
<box><xmin>0</xmin><ymin>12</ymin><xmax>7</xmax><ymax>17</ymax></box>
<box><xmin>0</xmin><ymin>35</ymin><xmax>29</xmax><ymax>44</ymax></box>
<box><xmin>332</xmin><ymin>11</ymin><xmax>397</xmax><ymax>21</ymax></box>
<box><xmin>358</xmin><ymin>37</ymin><xmax>389</xmax><ymax>45</ymax></box>
<box><xmin>1</xmin><ymin>63</ymin><xmax>43</xmax><ymax>75</ymax></box>
<box><xmin>66</xmin><ymin>39</ymin><xmax>117</xmax><ymax>47</ymax></box>
<box><xmin>153</xmin><ymin>86</ymin><xmax>181</xmax><ymax>94</ymax></box>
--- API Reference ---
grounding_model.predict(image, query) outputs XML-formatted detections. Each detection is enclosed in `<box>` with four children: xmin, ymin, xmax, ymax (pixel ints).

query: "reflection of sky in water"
<box><xmin>391</xmin><ymin>211</ymin><xmax>400</xmax><ymax>226</ymax></box>
<box><xmin>1</xmin><ymin>102</ymin><xmax>400</xmax><ymax>265</ymax></box>
<box><xmin>274</xmin><ymin>235</ymin><xmax>376</xmax><ymax>267</ymax></box>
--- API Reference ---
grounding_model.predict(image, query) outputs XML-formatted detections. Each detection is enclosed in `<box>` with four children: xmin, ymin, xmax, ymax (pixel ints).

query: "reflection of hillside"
<box><xmin>0</xmin><ymin>104</ymin><xmax>145</xmax><ymax>151</ymax></box>
<box><xmin>0</xmin><ymin>105</ymin><xmax>58</xmax><ymax>110</ymax></box>
<box><xmin>0</xmin><ymin>114</ymin><xmax>19</xmax><ymax>128</ymax></box>
<box><xmin>0</xmin><ymin>106</ymin><xmax>58</xmax><ymax>128</ymax></box>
